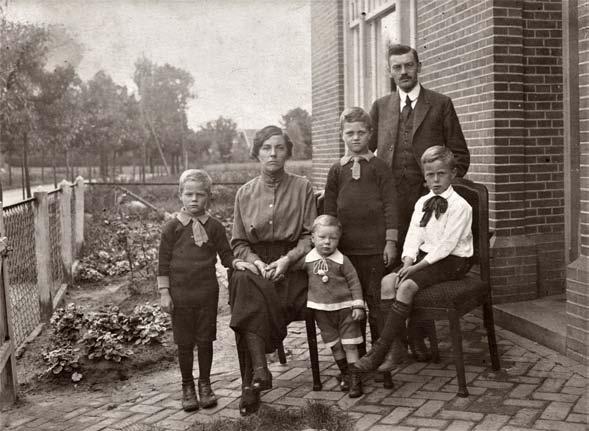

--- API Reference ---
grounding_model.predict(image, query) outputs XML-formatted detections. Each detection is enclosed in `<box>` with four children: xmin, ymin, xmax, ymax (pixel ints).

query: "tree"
<box><xmin>0</xmin><ymin>17</ymin><xmax>49</xmax><ymax>193</ymax></box>
<box><xmin>197</xmin><ymin>116</ymin><xmax>238</xmax><ymax>163</ymax></box>
<box><xmin>133</xmin><ymin>57</ymin><xmax>195</xmax><ymax>175</ymax></box>
<box><xmin>281</xmin><ymin>107</ymin><xmax>312</xmax><ymax>160</ymax></box>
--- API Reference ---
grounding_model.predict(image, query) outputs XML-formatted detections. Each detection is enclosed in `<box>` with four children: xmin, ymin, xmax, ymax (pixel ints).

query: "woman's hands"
<box><xmin>251</xmin><ymin>256</ymin><xmax>290</xmax><ymax>281</ymax></box>
<box><xmin>160</xmin><ymin>289</ymin><xmax>173</xmax><ymax>314</ymax></box>
<box><xmin>266</xmin><ymin>255</ymin><xmax>290</xmax><ymax>281</ymax></box>
<box><xmin>234</xmin><ymin>260</ymin><xmax>259</xmax><ymax>274</ymax></box>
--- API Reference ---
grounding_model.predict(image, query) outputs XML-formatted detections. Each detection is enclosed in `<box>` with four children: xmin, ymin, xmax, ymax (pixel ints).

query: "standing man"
<box><xmin>369</xmin><ymin>44</ymin><xmax>470</xmax><ymax>257</ymax></box>
<box><xmin>368</xmin><ymin>43</ymin><xmax>470</xmax><ymax>362</ymax></box>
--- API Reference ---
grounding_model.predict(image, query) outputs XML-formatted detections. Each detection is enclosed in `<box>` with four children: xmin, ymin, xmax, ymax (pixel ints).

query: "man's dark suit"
<box><xmin>368</xmin><ymin>85</ymin><xmax>470</xmax><ymax>258</ymax></box>
<box><xmin>368</xmin><ymin>86</ymin><xmax>469</xmax><ymax>176</ymax></box>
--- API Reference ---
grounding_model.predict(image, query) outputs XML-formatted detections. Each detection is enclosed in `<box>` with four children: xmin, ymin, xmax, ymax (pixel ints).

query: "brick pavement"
<box><xmin>2</xmin><ymin>314</ymin><xmax>587</xmax><ymax>431</ymax></box>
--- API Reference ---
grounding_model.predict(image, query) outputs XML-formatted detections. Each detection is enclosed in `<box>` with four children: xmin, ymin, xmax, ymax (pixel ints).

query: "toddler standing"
<box><xmin>301</xmin><ymin>215</ymin><xmax>365</xmax><ymax>398</ymax></box>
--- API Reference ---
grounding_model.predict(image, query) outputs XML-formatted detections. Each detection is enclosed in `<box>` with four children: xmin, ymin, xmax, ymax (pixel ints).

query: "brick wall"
<box><xmin>417</xmin><ymin>0</ymin><xmax>565</xmax><ymax>303</ymax></box>
<box><xmin>310</xmin><ymin>0</ymin><xmax>345</xmax><ymax>190</ymax></box>
<box><xmin>566</xmin><ymin>0</ymin><xmax>589</xmax><ymax>364</ymax></box>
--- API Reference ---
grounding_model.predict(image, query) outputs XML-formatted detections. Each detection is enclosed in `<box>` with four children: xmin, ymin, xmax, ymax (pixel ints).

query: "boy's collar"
<box><xmin>305</xmin><ymin>248</ymin><xmax>344</xmax><ymax>264</ymax></box>
<box><xmin>425</xmin><ymin>185</ymin><xmax>454</xmax><ymax>200</ymax></box>
<box><xmin>176</xmin><ymin>210</ymin><xmax>209</xmax><ymax>226</ymax></box>
<box><xmin>340</xmin><ymin>150</ymin><xmax>374</xmax><ymax>166</ymax></box>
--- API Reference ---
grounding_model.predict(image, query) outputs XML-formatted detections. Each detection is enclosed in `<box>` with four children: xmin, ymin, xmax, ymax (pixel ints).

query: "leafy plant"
<box><xmin>50</xmin><ymin>303</ymin><xmax>86</xmax><ymax>341</ymax></box>
<box><xmin>42</xmin><ymin>346</ymin><xmax>83</xmax><ymax>382</ymax></box>
<box><xmin>82</xmin><ymin>330</ymin><xmax>132</xmax><ymax>362</ymax></box>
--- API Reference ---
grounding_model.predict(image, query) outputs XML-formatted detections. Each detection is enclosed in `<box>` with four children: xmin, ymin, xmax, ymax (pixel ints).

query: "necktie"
<box><xmin>402</xmin><ymin>95</ymin><xmax>413</xmax><ymax>122</ymax></box>
<box><xmin>179</xmin><ymin>209</ymin><xmax>209</xmax><ymax>246</ymax></box>
<box><xmin>351</xmin><ymin>156</ymin><xmax>361</xmax><ymax>180</ymax></box>
<box><xmin>420</xmin><ymin>195</ymin><xmax>448</xmax><ymax>227</ymax></box>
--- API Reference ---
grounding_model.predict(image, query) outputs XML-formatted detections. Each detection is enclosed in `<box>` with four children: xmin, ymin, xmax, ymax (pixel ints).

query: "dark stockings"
<box><xmin>178</xmin><ymin>342</ymin><xmax>213</xmax><ymax>386</ymax></box>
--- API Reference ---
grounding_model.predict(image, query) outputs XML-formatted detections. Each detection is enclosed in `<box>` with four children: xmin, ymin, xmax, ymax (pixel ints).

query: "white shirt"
<box><xmin>398</xmin><ymin>84</ymin><xmax>421</xmax><ymax>111</ymax></box>
<box><xmin>402</xmin><ymin>185</ymin><xmax>473</xmax><ymax>264</ymax></box>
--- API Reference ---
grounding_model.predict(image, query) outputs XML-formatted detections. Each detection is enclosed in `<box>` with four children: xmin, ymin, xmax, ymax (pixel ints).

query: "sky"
<box><xmin>4</xmin><ymin>0</ymin><xmax>312</xmax><ymax>130</ymax></box>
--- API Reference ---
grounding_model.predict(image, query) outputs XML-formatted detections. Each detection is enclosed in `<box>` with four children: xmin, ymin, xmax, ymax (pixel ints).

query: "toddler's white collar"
<box><xmin>305</xmin><ymin>248</ymin><xmax>344</xmax><ymax>264</ymax></box>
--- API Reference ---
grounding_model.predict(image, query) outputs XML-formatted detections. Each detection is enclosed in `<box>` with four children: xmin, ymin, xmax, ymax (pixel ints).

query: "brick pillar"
<box><xmin>311</xmin><ymin>0</ymin><xmax>345</xmax><ymax>189</ymax></box>
<box><xmin>565</xmin><ymin>0</ymin><xmax>588</xmax><ymax>365</ymax></box>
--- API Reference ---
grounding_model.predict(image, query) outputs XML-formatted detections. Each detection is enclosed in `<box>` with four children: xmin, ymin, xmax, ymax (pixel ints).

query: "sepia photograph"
<box><xmin>0</xmin><ymin>1</ymin><xmax>586</xmax><ymax>430</ymax></box>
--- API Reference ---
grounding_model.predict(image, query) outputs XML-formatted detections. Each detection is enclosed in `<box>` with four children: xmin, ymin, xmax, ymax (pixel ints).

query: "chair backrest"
<box><xmin>451</xmin><ymin>178</ymin><xmax>490</xmax><ymax>285</ymax></box>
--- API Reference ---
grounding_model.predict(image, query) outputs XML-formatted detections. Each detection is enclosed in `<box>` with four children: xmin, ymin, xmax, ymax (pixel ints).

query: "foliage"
<box><xmin>43</xmin><ymin>302</ymin><xmax>170</xmax><ymax>381</ymax></box>
<box><xmin>197</xmin><ymin>116</ymin><xmax>239</xmax><ymax>163</ymax></box>
<box><xmin>77</xmin><ymin>214</ymin><xmax>160</xmax><ymax>282</ymax></box>
<box><xmin>42</xmin><ymin>346</ymin><xmax>82</xmax><ymax>382</ymax></box>
<box><xmin>50</xmin><ymin>303</ymin><xmax>86</xmax><ymax>341</ymax></box>
<box><xmin>281</xmin><ymin>107</ymin><xmax>312</xmax><ymax>160</ymax></box>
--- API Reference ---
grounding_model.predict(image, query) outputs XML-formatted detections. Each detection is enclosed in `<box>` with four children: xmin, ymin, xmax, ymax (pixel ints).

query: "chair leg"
<box><xmin>424</xmin><ymin>320</ymin><xmax>440</xmax><ymax>363</ymax></box>
<box><xmin>276</xmin><ymin>343</ymin><xmax>287</xmax><ymax>365</ymax></box>
<box><xmin>305</xmin><ymin>308</ymin><xmax>322</xmax><ymax>391</ymax></box>
<box><xmin>448</xmin><ymin>311</ymin><xmax>468</xmax><ymax>397</ymax></box>
<box><xmin>482</xmin><ymin>301</ymin><xmax>501</xmax><ymax>371</ymax></box>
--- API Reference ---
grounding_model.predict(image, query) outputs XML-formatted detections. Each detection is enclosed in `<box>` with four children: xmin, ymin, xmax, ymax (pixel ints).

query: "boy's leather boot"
<box><xmin>355</xmin><ymin>300</ymin><xmax>410</xmax><ymax>371</ymax></box>
<box><xmin>348</xmin><ymin>364</ymin><xmax>363</xmax><ymax>398</ymax></box>
<box><xmin>246</xmin><ymin>332</ymin><xmax>272</xmax><ymax>391</ymax></box>
<box><xmin>181</xmin><ymin>383</ymin><xmax>199</xmax><ymax>412</ymax></box>
<box><xmin>377</xmin><ymin>333</ymin><xmax>409</xmax><ymax>372</ymax></box>
<box><xmin>198</xmin><ymin>378</ymin><xmax>218</xmax><ymax>409</ymax></box>
<box><xmin>335</xmin><ymin>358</ymin><xmax>349</xmax><ymax>392</ymax></box>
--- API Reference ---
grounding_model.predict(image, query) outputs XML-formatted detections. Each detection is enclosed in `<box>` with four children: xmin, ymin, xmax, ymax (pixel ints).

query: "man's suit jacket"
<box><xmin>368</xmin><ymin>86</ymin><xmax>470</xmax><ymax>177</ymax></box>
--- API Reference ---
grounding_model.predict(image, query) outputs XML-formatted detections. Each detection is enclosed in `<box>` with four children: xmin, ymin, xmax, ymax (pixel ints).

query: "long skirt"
<box><xmin>229</xmin><ymin>241</ymin><xmax>308</xmax><ymax>353</ymax></box>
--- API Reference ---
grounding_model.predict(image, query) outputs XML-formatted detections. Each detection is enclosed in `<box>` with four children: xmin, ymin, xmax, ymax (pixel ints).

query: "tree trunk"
<box><xmin>41</xmin><ymin>150</ymin><xmax>45</xmax><ymax>182</ymax></box>
<box><xmin>52</xmin><ymin>142</ymin><xmax>57</xmax><ymax>188</ymax></box>
<box><xmin>23</xmin><ymin>131</ymin><xmax>31</xmax><ymax>198</ymax></box>
<box><xmin>65</xmin><ymin>149</ymin><xmax>71</xmax><ymax>183</ymax></box>
<box><xmin>8</xmin><ymin>162</ymin><xmax>12</xmax><ymax>186</ymax></box>
<box><xmin>20</xmin><ymin>155</ymin><xmax>25</xmax><ymax>200</ymax></box>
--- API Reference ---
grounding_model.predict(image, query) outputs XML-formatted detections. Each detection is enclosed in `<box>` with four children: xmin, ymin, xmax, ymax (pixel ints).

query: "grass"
<box><xmin>118</xmin><ymin>401</ymin><xmax>354</xmax><ymax>431</ymax></box>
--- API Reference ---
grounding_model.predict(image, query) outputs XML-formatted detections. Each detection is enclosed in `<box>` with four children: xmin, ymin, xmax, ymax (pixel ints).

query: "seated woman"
<box><xmin>229</xmin><ymin>125</ymin><xmax>317</xmax><ymax>416</ymax></box>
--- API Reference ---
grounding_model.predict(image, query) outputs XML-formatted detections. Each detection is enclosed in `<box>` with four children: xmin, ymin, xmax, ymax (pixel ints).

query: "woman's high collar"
<box><xmin>261</xmin><ymin>168</ymin><xmax>286</xmax><ymax>186</ymax></box>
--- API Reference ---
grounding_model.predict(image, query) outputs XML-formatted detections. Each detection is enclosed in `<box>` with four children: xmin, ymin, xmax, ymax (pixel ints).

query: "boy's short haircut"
<box><xmin>339</xmin><ymin>107</ymin><xmax>372</xmax><ymax>131</ymax></box>
<box><xmin>421</xmin><ymin>145</ymin><xmax>457</xmax><ymax>170</ymax></box>
<box><xmin>178</xmin><ymin>169</ymin><xmax>213</xmax><ymax>195</ymax></box>
<box><xmin>312</xmin><ymin>214</ymin><xmax>342</xmax><ymax>235</ymax></box>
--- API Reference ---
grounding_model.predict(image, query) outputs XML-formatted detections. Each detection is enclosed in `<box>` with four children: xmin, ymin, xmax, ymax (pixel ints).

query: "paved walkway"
<box><xmin>2</xmin><ymin>314</ymin><xmax>587</xmax><ymax>431</ymax></box>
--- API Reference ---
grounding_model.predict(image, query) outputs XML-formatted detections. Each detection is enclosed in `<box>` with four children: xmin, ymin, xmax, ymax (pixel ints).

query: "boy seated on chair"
<box><xmin>356</xmin><ymin>145</ymin><xmax>474</xmax><ymax>372</ymax></box>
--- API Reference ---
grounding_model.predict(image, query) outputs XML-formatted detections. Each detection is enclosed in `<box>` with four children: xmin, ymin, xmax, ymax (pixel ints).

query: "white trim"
<box><xmin>341</xmin><ymin>336</ymin><xmax>365</xmax><ymax>345</ymax></box>
<box><xmin>307</xmin><ymin>299</ymin><xmax>366</xmax><ymax>311</ymax></box>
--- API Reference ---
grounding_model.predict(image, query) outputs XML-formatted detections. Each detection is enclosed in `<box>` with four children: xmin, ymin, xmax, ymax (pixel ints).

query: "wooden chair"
<box><xmin>274</xmin><ymin>191</ymin><xmax>325</xmax><ymax>391</ymax></box>
<box><xmin>409</xmin><ymin>178</ymin><xmax>500</xmax><ymax>397</ymax></box>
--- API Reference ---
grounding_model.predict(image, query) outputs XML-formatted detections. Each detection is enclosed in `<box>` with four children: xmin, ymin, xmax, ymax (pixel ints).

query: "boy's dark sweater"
<box><xmin>324</xmin><ymin>156</ymin><xmax>397</xmax><ymax>255</ymax></box>
<box><xmin>158</xmin><ymin>216</ymin><xmax>234</xmax><ymax>308</ymax></box>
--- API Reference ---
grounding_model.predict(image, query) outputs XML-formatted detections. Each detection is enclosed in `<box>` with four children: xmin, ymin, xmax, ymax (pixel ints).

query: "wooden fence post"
<box><xmin>59</xmin><ymin>180</ymin><xmax>73</xmax><ymax>281</ymax></box>
<box><xmin>74</xmin><ymin>176</ymin><xmax>85</xmax><ymax>257</ymax></box>
<box><xmin>0</xmin><ymin>201</ymin><xmax>18</xmax><ymax>406</ymax></box>
<box><xmin>34</xmin><ymin>192</ymin><xmax>52</xmax><ymax>322</ymax></box>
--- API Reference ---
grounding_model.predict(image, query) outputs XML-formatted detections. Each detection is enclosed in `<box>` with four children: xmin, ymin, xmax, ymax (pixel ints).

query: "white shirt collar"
<box><xmin>305</xmin><ymin>248</ymin><xmax>344</xmax><ymax>264</ymax></box>
<box><xmin>398</xmin><ymin>83</ymin><xmax>421</xmax><ymax>105</ymax></box>
<box><xmin>176</xmin><ymin>211</ymin><xmax>209</xmax><ymax>226</ymax></box>
<box><xmin>340</xmin><ymin>150</ymin><xmax>374</xmax><ymax>166</ymax></box>
<box><xmin>424</xmin><ymin>185</ymin><xmax>455</xmax><ymax>201</ymax></box>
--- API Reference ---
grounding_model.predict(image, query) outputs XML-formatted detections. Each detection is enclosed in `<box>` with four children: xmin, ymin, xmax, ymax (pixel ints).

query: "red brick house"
<box><xmin>311</xmin><ymin>0</ymin><xmax>587</xmax><ymax>364</ymax></box>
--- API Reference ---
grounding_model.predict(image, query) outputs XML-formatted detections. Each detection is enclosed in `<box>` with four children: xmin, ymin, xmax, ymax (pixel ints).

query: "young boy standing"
<box><xmin>158</xmin><ymin>169</ymin><xmax>255</xmax><ymax>412</ymax></box>
<box><xmin>324</xmin><ymin>107</ymin><xmax>398</xmax><ymax>359</ymax></box>
<box><xmin>356</xmin><ymin>146</ymin><xmax>473</xmax><ymax>372</ymax></box>
<box><xmin>302</xmin><ymin>215</ymin><xmax>365</xmax><ymax>398</ymax></box>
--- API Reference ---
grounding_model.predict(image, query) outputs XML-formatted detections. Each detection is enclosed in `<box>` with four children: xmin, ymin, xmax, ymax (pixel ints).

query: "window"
<box><xmin>344</xmin><ymin>0</ymin><xmax>416</xmax><ymax>108</ymax></box>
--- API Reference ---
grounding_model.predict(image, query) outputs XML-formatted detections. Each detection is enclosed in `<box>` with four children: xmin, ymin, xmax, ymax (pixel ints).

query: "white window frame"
<box><xmin>343</xmin><ymin>0</ymin><xmax>417</xmax><ymax>109</ymax></box>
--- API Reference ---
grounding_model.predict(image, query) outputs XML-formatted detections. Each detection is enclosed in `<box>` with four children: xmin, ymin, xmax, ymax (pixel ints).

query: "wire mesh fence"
<box><xmin>3</xmin><ymin>199</ymin><xmax>38</xmax><ymax>348</ymax></box>
<box><xmin>2</xmin><ymin>182</ymin><xmax>83</xmax><ymax>350</ymax></box>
